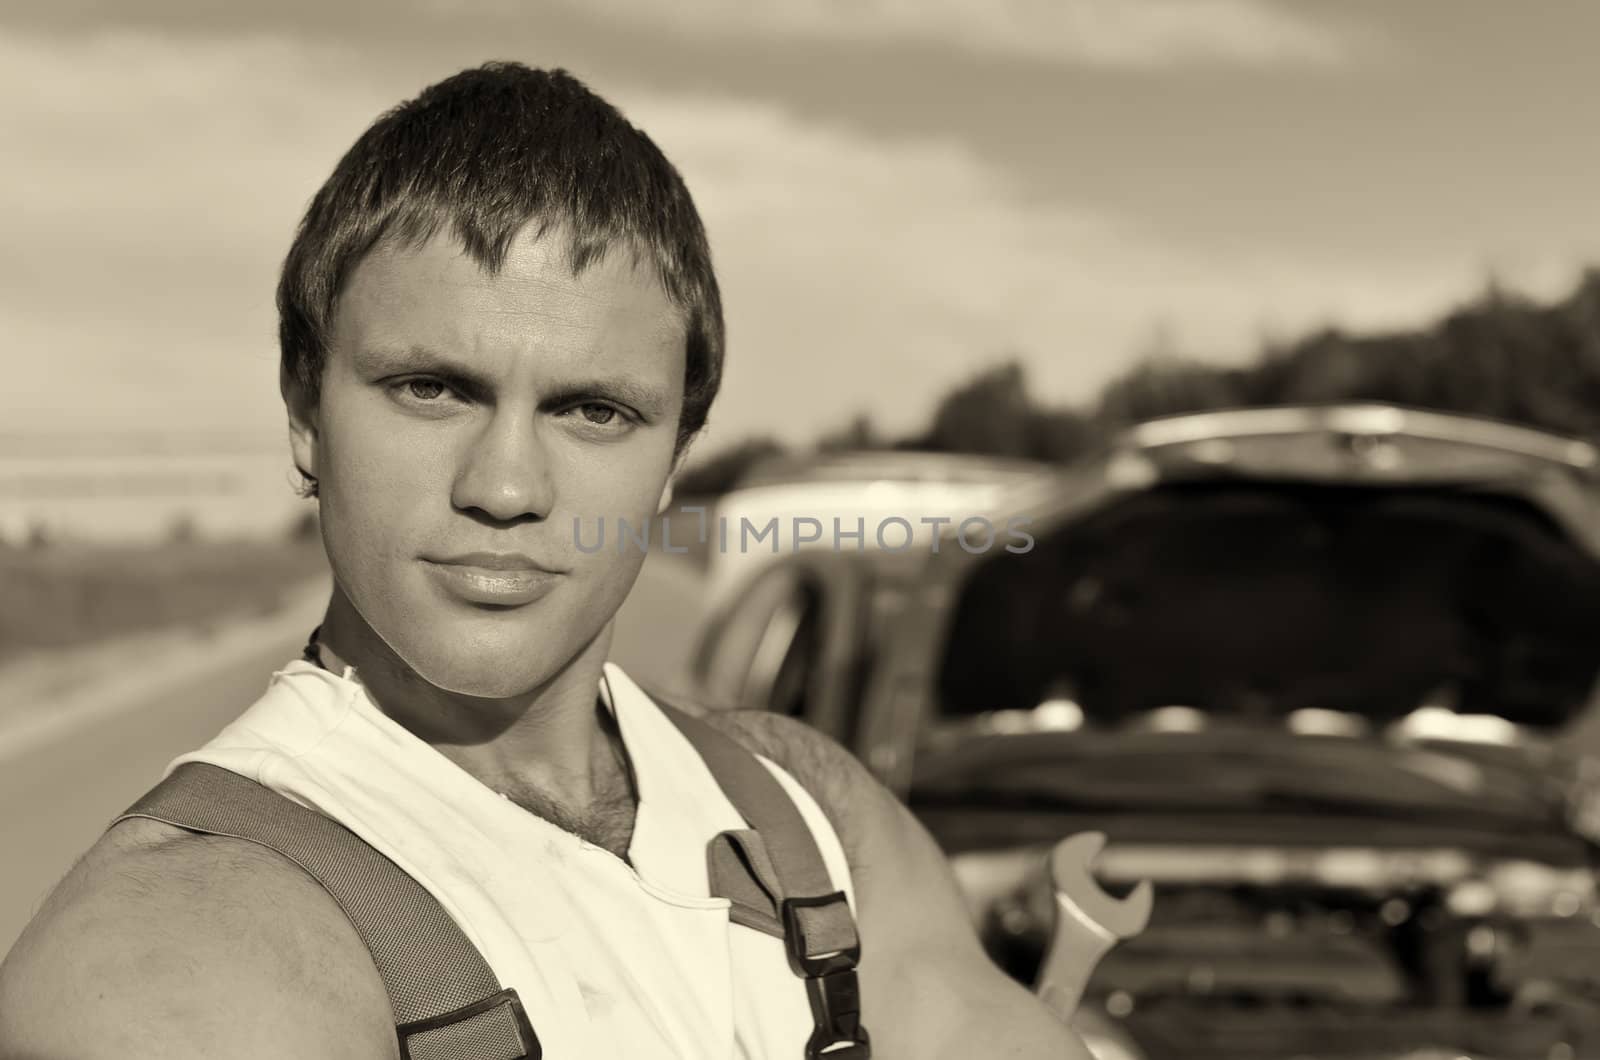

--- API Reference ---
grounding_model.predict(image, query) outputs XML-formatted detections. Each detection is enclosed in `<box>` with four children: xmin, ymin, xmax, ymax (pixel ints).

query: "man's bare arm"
<box><xmin>708</xmin><ymin>710</ymin><xmax>1094</xmax><ymax>1060</ymax></box>
<box><xmin>0</xmin><ymin>819</ymin><xmax>396</xmax><ymax>1060</ymax></box>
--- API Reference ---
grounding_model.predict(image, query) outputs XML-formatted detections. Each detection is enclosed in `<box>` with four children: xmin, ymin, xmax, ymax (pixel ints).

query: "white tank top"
<box><xmin>165</xmin><ymin>658</ymin><xmax>856</xmax><ymax>1060</ymax></box>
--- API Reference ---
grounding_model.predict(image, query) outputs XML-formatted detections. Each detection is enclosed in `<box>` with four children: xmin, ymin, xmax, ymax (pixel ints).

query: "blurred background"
<box><xmin>5</xmin><ymin>3</ymin><xmax>1600</xmax><ymax>1056</ymax></box>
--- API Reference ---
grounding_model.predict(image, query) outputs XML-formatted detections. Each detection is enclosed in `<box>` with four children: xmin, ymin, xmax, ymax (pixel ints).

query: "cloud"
<box><xmin>620</xmin><ymin>90</ymin><xmax>1576</xmax><ymax>443</ymax></box>
<box><xmin>0</xmin><ymin>27</ymin><xmax>394</xmax><ymax>439</ymax></box>
<box><xmin>555</xmin><ymin>0</ymin><xmax>1360</xmax><ymax>70</ymax></box>
<box><xmin>1</xmin><ymin>26</ymin><xmax>1576</xmax><ymax>455</ymax></box>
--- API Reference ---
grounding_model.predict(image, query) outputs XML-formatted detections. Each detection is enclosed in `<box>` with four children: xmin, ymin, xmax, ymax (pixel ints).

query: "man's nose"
<box><xmin>451</xmin><ymin>409</ymin><xmax>556</xmax><ymax>524</ymax></box>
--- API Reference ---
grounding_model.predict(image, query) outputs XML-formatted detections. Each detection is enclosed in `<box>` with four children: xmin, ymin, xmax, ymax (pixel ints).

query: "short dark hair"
<box><xmin>278</xmin><ymin>63</ymin><xmax>724</xmax><ymax>471</ymax></box>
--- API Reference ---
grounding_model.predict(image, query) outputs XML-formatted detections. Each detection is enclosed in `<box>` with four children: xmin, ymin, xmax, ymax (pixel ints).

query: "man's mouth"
<box><xmin>431</xmin><ymin>551</ymin><xmax>562</xmax><ymax>572</ymax></box>
<box><xmin>421</xmin><ymin>553</ymin><xmax>565</xmax><ymax>606</ymax></box>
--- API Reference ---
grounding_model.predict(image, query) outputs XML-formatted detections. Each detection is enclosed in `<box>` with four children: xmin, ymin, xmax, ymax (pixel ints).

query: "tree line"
<box><xmin>679</xmin><ymin>268</ymin><xmax>1600</xmax><ymax>495</ymax></box>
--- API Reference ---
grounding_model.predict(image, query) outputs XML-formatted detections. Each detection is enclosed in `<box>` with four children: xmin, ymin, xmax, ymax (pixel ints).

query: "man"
<box><xmin>0</xmin><ymin>64</ymin><xmax>1091</xmax><ymax>1059</ymax></box>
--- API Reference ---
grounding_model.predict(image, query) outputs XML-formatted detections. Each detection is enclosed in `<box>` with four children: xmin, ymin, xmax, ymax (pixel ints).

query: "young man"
<box><xmin>0</xmin><ymin>64</ymin><xmax>1092</xmax><ymax>1059</ymax></box>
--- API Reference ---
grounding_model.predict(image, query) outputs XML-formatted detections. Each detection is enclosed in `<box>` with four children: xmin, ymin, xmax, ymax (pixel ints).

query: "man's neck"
<box><xmin>312</xmin><ymin>591</ymin><xmax>633</xmax><ymax>824</ymax></box>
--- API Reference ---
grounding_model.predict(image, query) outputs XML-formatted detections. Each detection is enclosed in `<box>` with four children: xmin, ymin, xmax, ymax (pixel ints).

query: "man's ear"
<box><xmin>656</xmin><ymin>432</ymin><xmax>699</xmax><ymax>515</ymax></box>
<box><xmin>282</xmin><ymin>364</ymin><xmax>320</xmax><ymax>490</ymax></box>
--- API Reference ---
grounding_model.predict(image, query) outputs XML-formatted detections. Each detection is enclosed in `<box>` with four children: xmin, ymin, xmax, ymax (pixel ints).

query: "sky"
<box><xmin>5</xmin><ymin>0</ymin><xmax>1600</xmax><ymax>457</ymax></box>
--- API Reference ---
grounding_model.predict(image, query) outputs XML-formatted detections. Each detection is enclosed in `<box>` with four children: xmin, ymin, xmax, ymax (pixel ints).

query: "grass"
<box><xmin>0</xmin><ymin>533</ymin><xmax>330</xmax><ymax>667</ymax></box>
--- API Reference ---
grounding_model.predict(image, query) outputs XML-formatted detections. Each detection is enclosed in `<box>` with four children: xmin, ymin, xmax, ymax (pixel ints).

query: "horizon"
<box><xmin>6</xmin><ymin>263</ymin><xmax>1597</xmax><ymax>465</ymax></box>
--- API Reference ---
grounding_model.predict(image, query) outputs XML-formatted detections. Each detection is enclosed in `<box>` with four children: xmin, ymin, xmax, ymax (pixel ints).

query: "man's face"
<box><xmin>293</xmin><ymin>226</ymin><xmax>686</xmax><ymax>697</ymax></box>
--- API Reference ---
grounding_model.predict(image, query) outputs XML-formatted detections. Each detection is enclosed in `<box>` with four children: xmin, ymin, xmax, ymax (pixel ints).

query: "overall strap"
<box><xmin>656</xmin><ymin>702</ymin><xmax>871</xmax><ymax>1060</ymax></box>
<box><xmin>113</xmin><ymin>762</ymin><xmax>539</xmax><ymax>1060</ymax></box>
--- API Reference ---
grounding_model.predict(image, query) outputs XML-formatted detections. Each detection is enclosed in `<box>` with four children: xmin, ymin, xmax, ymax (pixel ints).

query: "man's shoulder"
<box><xmin>699</xmin><ymin>708</ymin><xmax>861</xmax><ymax>783</ymax></box>
<box><xmin>694</xmin><ymin>707</ymin><xmax>885</xmax><ymax>862</ymax></box>
<box><xmin>0</xmin><ymin>818</ymin><xmax>394</xmax><ymax>1059</ymax></box>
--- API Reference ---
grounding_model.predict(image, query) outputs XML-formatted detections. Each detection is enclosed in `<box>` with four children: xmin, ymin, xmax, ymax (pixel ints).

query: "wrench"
<box><xmin>1034</xmin><ymin>831</ymin><xmax>1154</xmax><ymax>1022</ymax></box>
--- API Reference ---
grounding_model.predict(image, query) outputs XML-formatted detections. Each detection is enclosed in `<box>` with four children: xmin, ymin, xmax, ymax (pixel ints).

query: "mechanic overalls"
<box><xmin>112</xmin><ymin>645</ymin><xmax>870</xmax><ymax>1060</ymax></box>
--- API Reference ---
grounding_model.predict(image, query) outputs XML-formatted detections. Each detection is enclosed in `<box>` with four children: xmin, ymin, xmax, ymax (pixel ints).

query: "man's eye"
<box><xmin>405</xmin><ymin>380</ymin><xmax>448</xmax><ymax>401</ymax></box>
<box><xmin>579</xmin><ymin>404</ymin><xmax>618</xmax><ymax>425</ymax></box>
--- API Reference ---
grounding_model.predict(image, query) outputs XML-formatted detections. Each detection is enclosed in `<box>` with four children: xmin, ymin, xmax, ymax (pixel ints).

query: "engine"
<box><xmin>953</xmin><ymin>842</ymin><xmax>1600</xmax><ymax>1060</ymax></box>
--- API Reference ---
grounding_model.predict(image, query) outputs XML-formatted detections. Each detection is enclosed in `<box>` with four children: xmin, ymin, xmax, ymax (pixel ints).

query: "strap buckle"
<box><xmin>780</xmin><ymin>891</ymin><xmax>861</xmax><ymax>976</ymax></box>
<box><xmin>782</xmin><ymin>893</ymin><xmax>870</xmax><ymax>1059</ymax></box>
<box><xmin>802</xmin><ymin>968</ymin><xmax>872</xmax><ymax>1059</ymax></box>
<box><xmin>396</xmin><ymin>987</ymin><xmax>540</xmax><ymax>1060</ymax></box>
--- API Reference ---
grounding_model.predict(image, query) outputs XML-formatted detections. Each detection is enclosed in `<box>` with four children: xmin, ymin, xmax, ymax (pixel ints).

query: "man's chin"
<box><xmin>427</xmin><ymin>671</ymin><xmax>551</xmax><ymax>700</ymax></box>
<box><xmin>388</xmin><ymin>643</ymin><xmax>556</xmax><ymax>698</ymax></box>
<box><xmin>383</xmin><ymin>620</ymin><xmax>603</xmax><ymax>701</ymax></box>
<box><xmin>335</xmin><ymin>576</ymin><xmax>612</xmax><ymax>699</ymax></box>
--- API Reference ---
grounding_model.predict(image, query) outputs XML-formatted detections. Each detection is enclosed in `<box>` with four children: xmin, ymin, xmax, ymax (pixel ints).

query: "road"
<box><xmin>0</xmin><ymin>552</ymin><xmax>706</xmax><ymax>954</ymax></box>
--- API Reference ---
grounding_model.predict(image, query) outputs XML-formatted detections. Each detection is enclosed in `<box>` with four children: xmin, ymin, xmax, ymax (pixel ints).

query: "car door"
<box><xmin>689</xmin><ymin>552</ymin><xmax>869</xmax><ymax>746</ymax></box>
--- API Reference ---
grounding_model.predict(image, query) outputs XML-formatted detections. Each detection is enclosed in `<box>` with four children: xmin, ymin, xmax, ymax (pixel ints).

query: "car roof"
<box><xmin>738</xmin><ymin>449</ymin><xmax>1053</xmax><ymax>489</ymax></box>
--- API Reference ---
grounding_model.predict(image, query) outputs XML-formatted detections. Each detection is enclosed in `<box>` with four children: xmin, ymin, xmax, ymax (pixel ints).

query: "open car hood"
<box><xmin>937</xmin><ymin>406</ymin><xmax>1600</xmax><ymax>729</ymax></box>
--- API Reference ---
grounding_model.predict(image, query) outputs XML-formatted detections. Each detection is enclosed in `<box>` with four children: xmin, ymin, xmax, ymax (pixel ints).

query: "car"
<box><xmin>685</xmin><ymin>404</ymin><xmax>1600</xmax><ymax>1060</ymax></box>
<box><xmin>694</xmin><ymin>448</ymin><xmax>1049</xmax><ymax>615</ymax></box>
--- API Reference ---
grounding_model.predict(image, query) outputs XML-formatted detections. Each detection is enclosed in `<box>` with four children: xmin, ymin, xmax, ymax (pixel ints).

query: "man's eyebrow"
<box><xmin>354</xmin><ymin>346</ymin><xmax>669</xmax><ymax>412</ymax></box>
<box><xmin>353</xmin><ymin>345</ymin><xmax>492</xmax><ymax>389</ymax></box>
<box><xmin>542</xmin><ymin>378</ymin><xmax>669</xmax><ymax>414</ymax></box>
